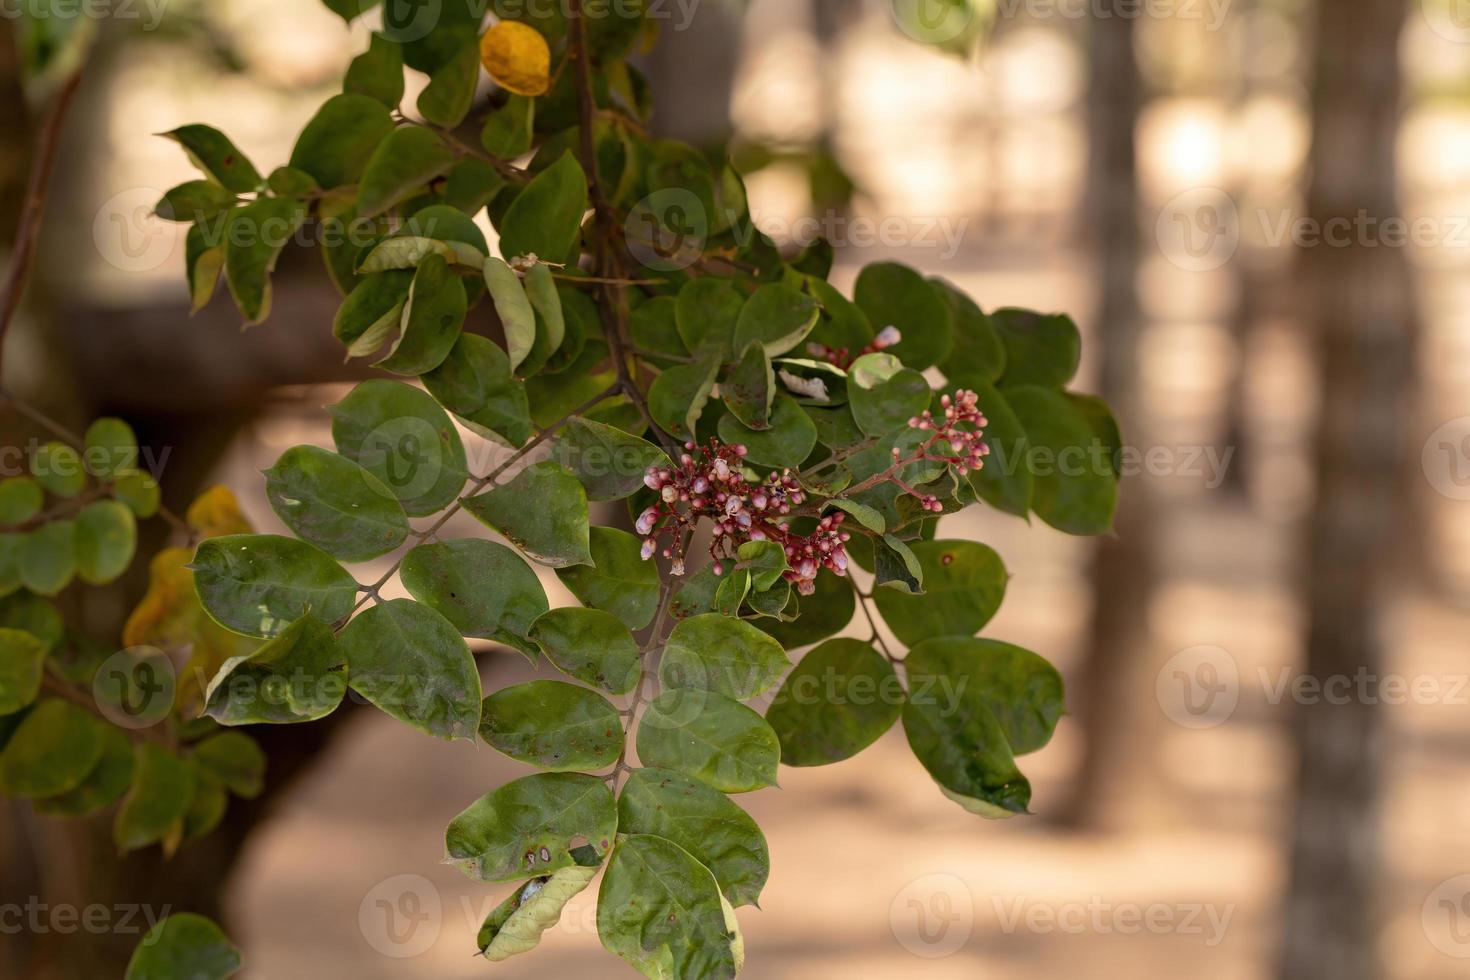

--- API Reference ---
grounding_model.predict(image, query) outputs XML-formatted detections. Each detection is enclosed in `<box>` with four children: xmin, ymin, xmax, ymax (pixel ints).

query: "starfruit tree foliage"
<box><xmin>154</xmin><ymin>1</ymin><xmax>1120</xmax><ymax>975</ymax></box>
<box><xmin>0</xmin><ymin>412</ymin><xmax>270</xmax><ymax>855</ymax></box>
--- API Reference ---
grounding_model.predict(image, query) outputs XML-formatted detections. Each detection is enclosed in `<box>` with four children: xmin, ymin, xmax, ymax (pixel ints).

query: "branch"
<box><xmin>0</xmin><ymin>69</ymin><xmax>84</xmax><ymax>377</ymax></box>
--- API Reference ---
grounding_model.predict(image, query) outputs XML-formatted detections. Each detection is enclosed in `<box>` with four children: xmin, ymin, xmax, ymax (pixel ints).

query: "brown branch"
<box><xmin>0</xmin><ymin>69</ymin><xmax>84</xmax><ymax>375</ymax></box>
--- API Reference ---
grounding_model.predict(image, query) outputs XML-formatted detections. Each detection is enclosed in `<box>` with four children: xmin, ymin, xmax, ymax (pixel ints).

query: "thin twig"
<box><xmin>0</xmin><ymin>70</ymin><xmax>84</xmax><ymax>374</ymax></box>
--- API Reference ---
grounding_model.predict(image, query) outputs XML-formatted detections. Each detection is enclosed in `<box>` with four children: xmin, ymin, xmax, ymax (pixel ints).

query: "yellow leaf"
<box><xmin>480</xmin><ymin>21</ymin><xmax>552</xmax><ymax>98</ymax></box>
<box><xmin>186</xmin><ymin>485</ymin><xmax>252</xmax><ymax>539</ymax></box>
<box><xmin>122</xmin><ymin>547</ymin><xmax>201</xmax><ymax>649</ymax></box>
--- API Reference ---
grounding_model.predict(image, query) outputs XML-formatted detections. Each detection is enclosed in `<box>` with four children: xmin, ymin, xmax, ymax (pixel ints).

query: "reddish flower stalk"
<box><xmin>843</xmin><ymin>389</ymin><xmax>992</xmax><ymax>510</ymax></box>
<box><xmin>638</xmin><ymin>442</ymin><xmax>852</xmax><ymax>595</ymax></box>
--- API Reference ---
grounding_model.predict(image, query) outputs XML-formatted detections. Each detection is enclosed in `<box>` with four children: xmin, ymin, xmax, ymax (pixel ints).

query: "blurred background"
<box><xmin>2</xmin><ymin>0</ymin><xmax>1468</xmax><ymax>976</ymax></box>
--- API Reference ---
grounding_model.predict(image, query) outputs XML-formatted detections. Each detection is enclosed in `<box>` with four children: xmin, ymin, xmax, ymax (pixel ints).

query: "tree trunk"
<box><xmin>1278</xmin><ymin>0</ymin><xmax>1413</xmax><ymax>976</ymax></box>
<box><xmin>1057</xmin><ymin>6</ymin><xmax>1147</xmax><ymax>830</ymax></box>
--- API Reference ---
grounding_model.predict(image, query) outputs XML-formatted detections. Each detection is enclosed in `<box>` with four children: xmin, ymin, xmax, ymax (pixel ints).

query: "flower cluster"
<box><xmin>806</xmin><ymin>325</ymin><xmax>902</xmax><ymax>370</ymax></box>
<box><xmin>892</xmin><ymin>389</ymin><xmax>991</xmax><ymax>512</ymax></box>
<box><xmin>638</xmin><ymin>442</ymin><xmax>852</xmax><ymax>595</ymax></box>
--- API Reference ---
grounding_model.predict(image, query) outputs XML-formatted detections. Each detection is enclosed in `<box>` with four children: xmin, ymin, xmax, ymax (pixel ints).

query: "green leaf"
<box><xmin>192</xmin><ymin>534</ymin><xmax>358</xmax><ymax>638</ymax></box>
<box><xmin>828</xmin><ymin>498</ymin><xmax>885</xmax><ymax>533</ymax></box>
<box><xmin>183</xmin><ymin>770</ymin><xmax>228</xmax><ymax>841</ymax></box>
<box><xmin>421</xmin><ymin>334</ymin><xmax>533</xmax><ymax>447</ymax></box>
<box><xmin>400</xmin><ymin>538</ymin><xmax>549</xmax><ymax>650</ymax></box>
<box><xmin>83</xmin><ymin>418</ymin><xmax>139</xmax><ymax>478</ymax></box>
<box><xmin>528</xmin><ymin>607</ymin><xmax>640</xmax><ymax>695</ymax></box>
<box><xmin>736</xmin><ymin>540</ymin><xmax>788</xmax><ymax>591</ymax></box>
<box><xmin>0</xmin><ymin>627</ymin><xmax>46</xmax><ymax>714</ymax></box>
<box><xmin>357</xmin><ymin>125</ymin><xmax>457</xmax><ymax>217</ymax></box>
<box><xmin>357</xmin><ymin>235</ymin><xmax>480</xmax><ymax>273</ymax></box>
<box><xmin>205</xmin><ymin>614</ymin><xmax>347</xmax><ymax>725</ymax></box>
<box><xmin>114</xmin><ymin>743</ymin><xmax>195</xmax><ymax>851</ymax></box>
<box><xmin>597</xmin><ymin>834</ymin><xmax>742</xmax><ymax>980</ymax></box>
<box><xmin>288</xmin><ymin>93</ymin><xmax>395</xmax><ymax>190</ymax></box>
<box><xmin>344</xmin><ymin>32</ymin><xmax>405</xmax><ymax>107</ymax></box>
<box><xmin>113</xmin><ymin>470</ymin><xmax>162</xmax><ymax>518</ymax></box>
<box><xmin>328</xmin><ymin>379</ymin><xmax>469</xmax><ymax>517</ymax></box>
<box><xmin>20</xmin><ymin>519</ymin><xmax>76</xmax><ymax>596</ymax></box>
<box><xmin>466</xmin><ymin>462</ymin><xmax>592</xmax><ymax>567</ymax></box>
<box><xmin>267</xmin><ymin>166</ymin><xmax>319</xmax><ymax>197</ymax></box>
<box><xmin>125</xmin><ymin>914</ymin><xmax>241</xmax><ymax>980</ymax></box>
<box><xmin>676</xmin><ymin>277</ymin><xmax>745</xmax><ymax>361</ymax></box>
<box><xmin>0</xmin><ymin>698</ymin><xmax>102</xmax><ymax>797</ymax></box>
<box><xmin>901</xmin><ymin>643</ymin><xmax>1032</xmax><ymax>818</ymax></box>
<box><xmin>155</xmin><ymin>181</ymin><xmax>234</xmax><ymax>223</ymax></box>
<box><xmin>33</xmin><ymin>724</ymin><xmax>134</xmax><ymax>817</ymax></box>
<box><xmin>479</xmin><ymin>680</ymin><xmax>623</xmax><ymax>770</ymax></box>
<box><xmin>636</xmin><ymin>689</ymin><xmax>780</xmax><ymax>793</ymax></box>
<box><xmin>872</xmin><ymin>540</ymin><xmax>1007</xmax><ymax>646</ymax></box>
<box><xmin>853</xmin><ymin>263</ymin><xmax>953</xmax><ymax>370</ymax></box>
<box><xmin>0</xmin><ymin>477</ymin><xmax>43</xmax><ymax>524</ymax></box>
<box><xmin>191</xmin><ymin>731</ymin><xmax>266</xmax><ymax>798</ymax></box>
<box><xmin>482</xmin><ymin>94</ymin><xmax>535</xmax><ymax>158</ymax></box>
<box><xmin>339</xmin><ymin>598</ymin><xmax>481</xmax><ymax>740</ymax></box>
<box><xmin>732</xmin><ymin>283</ymin><xmax>821</xmax><ymax>359</ymax></box>
<box><xmin>522</xmin><ymin>262</ymin><xmax>566</xmax><ymax>371</ymax></box>
<box><xmin>223</xmin><ymin>197</ymin><xmax>305</xmax><ymax>324</ymax></box>
<box><xmin>992</xmin><ymin>308</ymin><xmax>1081</xmax><ymax>388</ymax></box>
<box><xmin>618</xmin><ymin>767</ymin><xmax>769</xmax><ymax>908</ymax></box>
<box><xmin>722</xmin><ymin>343</ymin><xmax>774</xmax><ymax>430</ymax></box>
<box><xmin>478</xmin><ymin>855</ymin><xmax>599</xmax><ymax>961</ymax></box>
<box><xmin>0</xmin><ymin>534</ymin><xmax>19</xmax><ymax>597</ymax></box>
<box><xmin>485</xmin><ymin>257</ymin><xmax>538</xmax><ymax>372</ymax></box>
<box><xmin>264</xmin><ymin>445</ymin><xmax>410</xmax><ymax>562</ymax></box>
<box><xmin>556</xmin><ymin>526</ymin><xmax>659</xmax><ymax>629</ymax></box>
<box><xmin>444</xmin><ymin>158</ymin><xmax>507</xmax><ymax>213</ymax></box>
<box><xmin>162</xmin><ymin>125</ymin><xmax>262</xmax><ymax>193</ymax></box>
<box><xmin>755</xmin><ymin>570</ymin><xmax>855</xmax><ymax>649</ymax></box>
<box><xmin>1069</xmin><ymin>392</ymin><xmax>1123</xmax><ymax>478</ymax></box>
<box><xmin>378</xmin><ymin>252</ymin><xmax>465</xmax><ymax>375</ymax></box>
<box><xmin>31</xmin><ymin>441</ymin><xmax>84</xmax><ymax>497</ymax></box>
<box><xmin>499</xmin><ymin>152</ymin><xmax>588</xmax><ymax>264</ymax></box>
<box><xmin>803</xmin><ymin>275</ymin><xmax>874</xmax><ymax>352</ymax></box>
<box><xmin>630</xmin><ymin>296</ymin><xmax>688</xmax><ymax>364</ymax></box>
<box><xmin>186</xmin><ymin>222</ymin><xmax>226</xmax><ymax>313</ymax></box>
<box><xmin>417</xmin><ymin>39</ymin><xmax>479</xmax><ymax>128</ymax></box>
<box><xmin>906</xmin><ymin>636</ymin><xmax>1065</xmax><ymax>756</ymax></box>
<box><xmin>0</xmin><ymin>592</ymin><xmax>63</xmax><ymax>650</ymax></box>
<box><xmin>334</xmin><ymin>270</ymin><xmax>411</xmax><ymax>359</ymax></box>
<box><xmin>766</xmin><ymin>638</ymin><xmax>902</xmax><ymax>767</ymax></box>
<box><xmin>936</xmin><ymin>281</ymin><xmax>1005</xmax><ymax>382</ymax></box>
<box><xmin>553</xmin><ymin>417</ymin><xmax>670</xmax><ymax>502</ymax></box>
<box><xmin>848</xmin><ymin>352</ymin><xmax>930</xmax><ymax>438</ymax></box>
<box><xmin>873</xmin><ymin>533</ymin><xmax>923</xmax><ymax>594</ymax></box>
<box><xmin>1005</xmin><ymin>385</ymin><xmax>1118</xmax><ymax>535</ymax></box>
<box><xmin>649</xmin><ymin>356</ymin><xmax>720</xmax><ymax>441</ymax></box>
<box><xmin>446</xmin><ymin>772</ymin><xmax>617</xmax><ymax>882</ymax></box>
<box><xmin>658</xmin><ymin>613</ymin><xmax>789</xmax><ymax>701</ymax></box>
<box><xmin>716</xmin><ymin>394</ymin><xmax>816</xmax><ymax>469</ymax></box>
<box><xmin>75</xmin><ymin>500</ymin><xmax>137</xmax><ymax>585</ymax></box>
